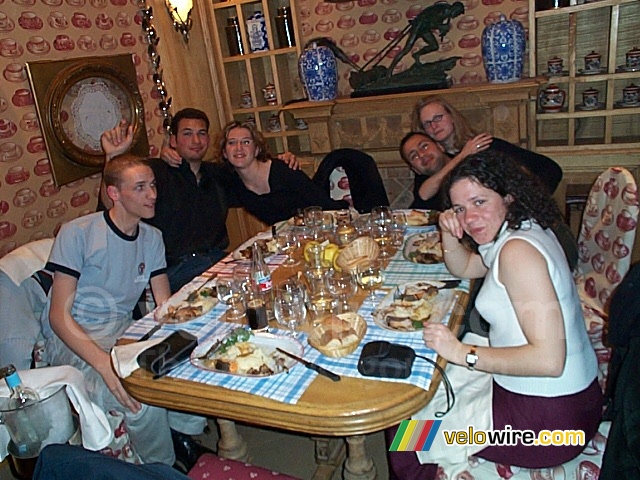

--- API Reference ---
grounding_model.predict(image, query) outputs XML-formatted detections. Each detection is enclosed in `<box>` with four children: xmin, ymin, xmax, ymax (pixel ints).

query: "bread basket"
<box><xmin>308</xmin><ymin>312</ymin><xmax>367</xmax><ymax>358</ymax></box>
<box><xmin>335</xmin><ymin>236</ymin><xmax>380</xmax><ymax>273</ymax></box>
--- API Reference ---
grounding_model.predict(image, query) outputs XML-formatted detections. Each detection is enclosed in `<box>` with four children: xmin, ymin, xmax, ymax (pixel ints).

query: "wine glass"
<box><xmin>356</xmin><ymin>259</ymin><xmax>385</xmax><ymax>301</ymax></box>
<box><xmin>371</xmin><ymin>224</ymin><xmax>391</xmax><ymax>257</ymax></box>
<box><xmin>276</xmin><ymin>230</ymin><xmax>300</xmax><ymax>266</ymax></box>
<box><xmin>304</xmin><ymin>206</ymin><xmax>323</xmax><ymax>240</ymax></box>
<box><xmin>216</xmin><ymin>278</ymin><xmax>245</xmax><ymax>321</ymax></box>
<box><xmin>274</xmin><ymin>286</ymin><xmax>306</xmax><ymax>337</ymax></box>
<box><xmin>370</xmin><ymin>206</ymin><xmax>392</xmax><ymax>226</ymax></box>
<box><xmin>324</xmin><ymin>269</ymin><xmax>356</xmax><ymax>312</ymax></box>
<box><xmin>389</xmin><ymin>211</ymin><xmax>408</xmax><ymax>248</ymax></box>
<box><xmin>233</xmin><ymin>262</ymin><xmax>252</xmax><ymax>293</ymax></box>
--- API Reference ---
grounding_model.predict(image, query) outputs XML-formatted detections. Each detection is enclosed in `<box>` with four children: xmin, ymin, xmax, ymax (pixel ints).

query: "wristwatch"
<box><xmin>465</xmin><ymin>346</ymin><xmax>478</xmax><ymax>370</ymax></box>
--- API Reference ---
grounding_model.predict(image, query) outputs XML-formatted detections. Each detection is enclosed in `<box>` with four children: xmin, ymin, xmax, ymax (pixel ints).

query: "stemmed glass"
<box><xmin>371</xmin><ymin>223</ymin><xmax>391</xmax><ymax>257</ymax></box>
<box><xmin>233</xmin><ymin>262</ymin><xmax>252</xmax><ymax>293</ymax></box>
<box><xmin>304</xmin><ymin>206</ymin><xmax>323</xmax><ymax>240</ymax></box>
<box><xmin>356</xmin><ymin>259</ymin><xmax>385</xmax><ymax>302</ymax></box>
<box><xmin>274</xmin><ymin>285</ymin><xmax>306</xmax><ymax>337</ymax></box>
<box><xmin>324</xmin><ymin>269</ymin><xmax>356</xmax><ymax>312</ymax></box>
<box><xmin>370</xmin><ymin>206</ymin><xmax>392</xmax><ymax>227</ymax></box>
<box><xmin>216</xmin><ymin>278</ymin><xmax>245</xmax><ymax>320</ymax></box>
<box><xmin>389</xmin><ymin>211</ymin><xmax>408</xmax><ymax>248</ymax></box>
<box><xmin>276</xmin><ymin>230</ymin><xmax>300</xmax><ymax>266</ymax></box>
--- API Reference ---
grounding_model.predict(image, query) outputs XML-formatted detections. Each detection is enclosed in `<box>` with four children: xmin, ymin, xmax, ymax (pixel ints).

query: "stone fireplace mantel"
<box><xmin>283</xmin><ymin>78</ymin><xmax>544</xmax><ymax>167</ymax></box>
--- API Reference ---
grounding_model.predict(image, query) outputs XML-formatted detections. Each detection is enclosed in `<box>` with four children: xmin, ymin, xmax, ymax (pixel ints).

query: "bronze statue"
<box><xmin>306</xmin><ymin>1</ymin><xmax>464</xmax><ymax>97</ymax></box>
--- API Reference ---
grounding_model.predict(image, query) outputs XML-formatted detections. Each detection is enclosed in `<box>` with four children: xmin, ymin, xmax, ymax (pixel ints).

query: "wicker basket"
<box><xmin>308</xmin><ymin>312</ymin><xmax>367</xmax><ymax>358</ymax></box>
<box><xmin>334</xmin><ymin>236</ymin><xmax>380</xmax><ymax>273</ymax></box>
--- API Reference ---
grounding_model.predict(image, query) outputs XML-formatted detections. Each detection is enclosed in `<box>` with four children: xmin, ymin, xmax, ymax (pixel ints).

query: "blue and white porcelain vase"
<box><xmin>298</xmin><ymin>42</ymin><xmax>338</xmax><ymax>102</ymax></box>
<box><xmin>481</xmin><ymin>15</ymin><xmax>526</xmax><ymax>83</ymax></box>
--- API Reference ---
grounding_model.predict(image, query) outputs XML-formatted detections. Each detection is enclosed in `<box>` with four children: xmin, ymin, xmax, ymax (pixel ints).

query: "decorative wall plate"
<box><xmin>26</xmin><ymin>54</ymin><xmax>149</xmax><ymax>186</ymax></box>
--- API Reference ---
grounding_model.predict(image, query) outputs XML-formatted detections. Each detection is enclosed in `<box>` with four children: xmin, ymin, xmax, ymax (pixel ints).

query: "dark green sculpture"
<box><xmin>308</xmin><ymin>1</ymin><xmax>465</xmax><ymax>98</ymax></box>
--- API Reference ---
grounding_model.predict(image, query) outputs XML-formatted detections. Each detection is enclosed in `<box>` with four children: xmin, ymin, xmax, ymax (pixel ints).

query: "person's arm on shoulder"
<box><xmin>160</xmin><ymin>141</ymin><xmax>182</xmax><ymax>168</ymax></box>
<box><xmin>416</xmin><ymin>133</ymin><xmax>492</xmax><ymax>201</ymax></box>
<box><xmin>49</xmin><ymin>272</ymin><xmax>142</xmax><ymax>413</ymax></box>
<box><xmin>277</xmin><ymin>151</ymin><xmax>300</xmax><ymax>170</ymax></box>
<box><xmin>423</xmin><ymin>239</ymin><xmax>566</xmax><ymax>377</ymax></box>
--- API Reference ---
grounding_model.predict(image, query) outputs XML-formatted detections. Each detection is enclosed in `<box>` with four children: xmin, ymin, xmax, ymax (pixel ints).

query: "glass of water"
<box><xmin>216</xmin><ymin>278</ymin><xmax>245</xmax><ymax>320</ymax></box>
<box><xmin>274</xmin><ymin>286</ymin><xmax>306</xmax><ymax>337</ymax></box>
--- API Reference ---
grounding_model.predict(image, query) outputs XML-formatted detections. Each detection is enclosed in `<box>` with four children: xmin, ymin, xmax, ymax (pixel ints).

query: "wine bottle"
<box><xmin>0</xmin><ymin>364</ymin><xmax>40</xmax><ymax>408</ymax></box>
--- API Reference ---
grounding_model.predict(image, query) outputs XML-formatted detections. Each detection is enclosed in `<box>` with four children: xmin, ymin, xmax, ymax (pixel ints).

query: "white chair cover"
<box><xmin>575</xmin><ymin>167</ymin><xmax>638</xmax><ymax>315</ymax></box>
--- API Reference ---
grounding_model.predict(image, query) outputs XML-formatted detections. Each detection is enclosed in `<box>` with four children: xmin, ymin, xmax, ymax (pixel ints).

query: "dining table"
<box><xmin>117</xmin><ymin>217</ymin><xmax>470</xmax><ymax>480</ymax></box>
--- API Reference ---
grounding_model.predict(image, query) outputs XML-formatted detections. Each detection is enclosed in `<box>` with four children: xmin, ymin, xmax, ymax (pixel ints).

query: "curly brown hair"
<box><xmin>213</xmin><ymin>120</ymin><xmax>271</xmax><ymax>164</ymax></box>
<box><xmin>442</xmin><ymin>150</ymin><xmax>562</xmax><ymax>248</ymax></box>
<box><xmin>411</xmin><ymin>97</ymin><xmax>477</xmax><ymax>154</ymax></box>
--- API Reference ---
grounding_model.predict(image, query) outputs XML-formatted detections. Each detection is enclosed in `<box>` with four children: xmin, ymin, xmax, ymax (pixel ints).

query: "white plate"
<box><xmin>372</xmin><ymin>281</ymin><xmax>458</xmax><ymax>332</ymax></box>
<box><xmin>191</xmin><ymin>332</ymin><xmax>303</xmax><ymax>377</ymax></box>
<box><xmin>156</xmin><ymin>281</ymin><xmax>219</xmax><ymax>324</ymax></box>
<box><xmin>578</xmin><ymin>68</ymin><xmax>606</xmax><ymax>75</ymax></box>
<box><xmin>617</xmin><ymin>65</ymin><xmax>640</xmax><ymax>73</ymax></box>
<box><xmin>232</xmin><ymin>231</ymin><xmax>277</xmax><ymax>260</ymax></box>
<box><xmin>576</xmin><ymin>102</ymin><xmax>605</xmax><ymax>111</ymax></box>
<box><xmin>397</xmin><ymin>209</ymin><xmax>439</xmax><ymax>228</ymax></box>
<box><xmin>403</xmin><ymin>231</ymin><xmax>443</xmax><ymax>264</ymax></box>
<box><xmin>615</xmin><ymin>101</ymin><xmax>640</xmax><ymax>109</ymax></box>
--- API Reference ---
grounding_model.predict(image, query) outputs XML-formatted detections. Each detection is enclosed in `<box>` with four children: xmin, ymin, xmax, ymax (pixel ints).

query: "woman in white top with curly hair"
<box><xmin>387</xmin><ymin>150</ymin><xmax>602</xmax><ymax>479</ymax></box>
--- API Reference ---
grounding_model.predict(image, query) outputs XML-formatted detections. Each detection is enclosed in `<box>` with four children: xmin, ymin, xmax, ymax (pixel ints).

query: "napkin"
<box><xmin>110</xmin><ymin>337</ymin><xmax>164</xmax><ymax>379</ymax></box>
<box><xmin>0</xmin><ymin>238</ymin><xmax>53</xmax><ymax>286</ymax></box>
<box><xmin>0</xmin><ymin>365</ymin><xmax>112</xmax><ymax>461</ymax></box>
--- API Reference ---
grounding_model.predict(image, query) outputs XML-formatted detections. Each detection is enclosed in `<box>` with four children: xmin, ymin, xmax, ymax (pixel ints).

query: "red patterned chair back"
<box><xmin>576</xmin><ymin>167</ymin><xmax>638</xmax><ymax>314</ymax></box>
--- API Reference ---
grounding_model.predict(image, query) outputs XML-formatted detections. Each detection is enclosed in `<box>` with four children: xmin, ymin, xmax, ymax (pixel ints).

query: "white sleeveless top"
<box><xmin>476</xmin><ymin>221</ymin><xmax>597</xmax><ymax>397</ymax></box>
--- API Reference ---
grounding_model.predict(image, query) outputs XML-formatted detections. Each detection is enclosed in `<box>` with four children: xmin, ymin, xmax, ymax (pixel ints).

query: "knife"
<box><xmin>138</xmin><ymin>323</ymin><xmax>162</xmax><ymax>342</ymax></box>
<box><xmin>276</xmin><ymin>348</ymin><xmax>341</xmax><ymax>382</ymax></box>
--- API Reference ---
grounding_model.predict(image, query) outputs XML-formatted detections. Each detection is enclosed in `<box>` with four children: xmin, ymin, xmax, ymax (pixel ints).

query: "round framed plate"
<box><xmin>403</xmin><ymin>231</ymin><xmax>443</xmax><ymax>264</ymax></box>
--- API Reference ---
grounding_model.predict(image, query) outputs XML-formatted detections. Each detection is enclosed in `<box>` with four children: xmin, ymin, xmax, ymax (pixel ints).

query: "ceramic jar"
<box><xmin>626</xmin><ymin>46</ymin><xmax>640</xmax><ymax>70</ymax></box>
<box><xmin>539</xmin><ymin>84</ymin><xmax>566</xmax><ymax>112</ymax></box>
<box><xmin>298</xmin><ymin>42</ymin><xmax>338</xmax><ymax>102</ymax></box>
<box><xmin>582</xmin><ymin>88</ymin><xmax>599</xmax><ymax>109</ymax></box>
<box><xmin>262</xmin><ymin>83</ymin><xmax>277</xmax><ymax>105</ymax></box>
<box><xmin>584</xmin><ymin>50</ymin><xmax>602</xmax><ymax>73</ymax></box>
<box><xmin>547</xmin><ymin>56</ymin><xmax>564</xmax><ymax>75</ymax></box>
<box><xmin>240</xmin><ymin>91</ymin><xmax>253</xmax><ymax>109</ymax></box>
<box><xmin>267</xmin><ymin>114</ymin><xmax>281</xmax><ymax>132</ymax></box>
<box><xmin>481</xmin><ymin>15</ymin><xmax>526</xmax><ymax>83</ymax></box>
<box><xmin>622</xmin><ymin>83</ymin><xmax>639</xmax><ymax>106</ymax></box>
<box><xmin>246</xmin><ymin>10</ymin><xmax>269</xmax><ymax>53</ymax></box>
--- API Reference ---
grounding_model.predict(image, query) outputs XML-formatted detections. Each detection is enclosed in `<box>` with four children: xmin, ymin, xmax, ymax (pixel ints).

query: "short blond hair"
<box><xmin>103</xmin><ymin>154</ymin><xmax>150</xmax><ymax>188</ymax></box>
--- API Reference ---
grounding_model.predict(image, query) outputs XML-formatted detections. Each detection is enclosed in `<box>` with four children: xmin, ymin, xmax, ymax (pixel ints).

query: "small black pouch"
<box><xmin>137</xmin><ymin>330</ymin><xmax>198</xmax><ymax>377</ymax></box>
<box><xmin>357</xmin><ymin>341</ymin><xmax>415</xmax><ymax>379</ymax></box>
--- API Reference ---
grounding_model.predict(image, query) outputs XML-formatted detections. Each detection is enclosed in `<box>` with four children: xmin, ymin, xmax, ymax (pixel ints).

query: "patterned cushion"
<box><xmin>328</xmin><ymin>167</ymin><xmax>353</xmax><ymax>206</ymax></box>
<box><xmin>187</xmin><ymin>453</ymin><xmax>299</xmax><ymax>480</ymax></box>
<box><xmin>575</xmin><ymin>167</ymin><xmax>638</xmax><ymax>315</ymax></box>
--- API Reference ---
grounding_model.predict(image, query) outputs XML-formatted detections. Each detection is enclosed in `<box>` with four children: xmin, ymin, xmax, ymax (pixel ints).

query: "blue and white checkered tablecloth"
<box><xmin>120</xmin><ymin>238</ymin><xmax>469</xmax><ymax>405</ymax></box>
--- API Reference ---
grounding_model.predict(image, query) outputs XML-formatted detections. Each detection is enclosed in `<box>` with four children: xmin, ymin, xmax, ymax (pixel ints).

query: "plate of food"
<box><xmin>191</xmin><ymin>328</ymin><xmax>302</xmax><ymax>377</ymax></box>
<box><xmin>372</xmin><ymin>281</ymin><xmax>459</xmax><ymax>332</ymax></box>
<box><xmin>400</xmin><ymin>209</ymin><xmax>439</xmax><ymax>228</ymax></box>
<box><xmin>156</xmin><ymin>282</ymin><xmax>218</xmax><ymax>324</ymax></box>
<box><xmin>232</xmin><ymin>232</ymin><xmax>278</xmax><ymax>260</ymax></box>
<box><xmin>403</xmin><ymin>231</ymin><xmax>443</xmax><ymax>264</ymax></box>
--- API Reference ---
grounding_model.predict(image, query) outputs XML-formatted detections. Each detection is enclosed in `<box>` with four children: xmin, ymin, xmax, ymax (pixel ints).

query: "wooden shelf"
<box><xmin>529</xmin><ymin>0</ymin><xmax>640</xmax><ymax>150</ymax></box>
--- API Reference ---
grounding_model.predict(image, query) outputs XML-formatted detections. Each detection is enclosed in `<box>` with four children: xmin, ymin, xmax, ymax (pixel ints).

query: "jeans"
<box><xmin>34</xmin><ymin>444</ymin><xmax>191</xmax><ymax>480</ymax></box>
<box><xmin>166</xmin><ymin>249</ymin><xmax>226</xmax><ymax>293</ymax></box>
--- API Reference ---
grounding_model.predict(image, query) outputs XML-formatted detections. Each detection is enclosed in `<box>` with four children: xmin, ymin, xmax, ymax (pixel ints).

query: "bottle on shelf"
<box><xmin>250</xmin><ymin>241</ymin><xmax>274</xmax><ymax>320</ymax></box>
<box><xmin>275</xmin><ymin>7</ymin><xmax>295</xmax><ymax>48</ymax></box>
<box><xmin>225</xmin><ymin>16</ymin><xmax>245</xmax><ymax>56</ymax></box>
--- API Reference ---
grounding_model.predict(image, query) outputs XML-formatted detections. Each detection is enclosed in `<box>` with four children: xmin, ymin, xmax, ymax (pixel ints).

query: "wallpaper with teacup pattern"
<box><xmin>0</xmin><ymin>0</ymin><xmax>165</xmax><ymax>258</ymax></box>
<box><xmin>297</xmin><ymin>0</ymin><xmax>531</xmax><ymax>97</ymax></box>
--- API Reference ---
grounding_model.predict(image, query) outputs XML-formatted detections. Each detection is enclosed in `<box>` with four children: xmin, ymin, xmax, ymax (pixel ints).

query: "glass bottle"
<box><xmin>0</xmin><ymin>364</ymin><xmax>40</xmax><ymax>408</ymax></box>
<box><xmin>250</xmin><ymin>242</ymin><xmax>274</xmax><ymax>319</ymax></box>
<box><xmin>225</xmin><ymin>16</ymin><xmax>245</xmax><ymax>56</ymax></box>
<box><xmin>275</xmin><ymin>7</ymin><xmax>295</xmax><ymax>48</ymax></box>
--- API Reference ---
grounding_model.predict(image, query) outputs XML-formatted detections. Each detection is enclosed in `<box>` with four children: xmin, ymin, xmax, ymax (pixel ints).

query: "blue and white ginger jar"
<box><xmin>481</xmin><ymin>15</ymin><xmax>526</xmax><ymax>83</ymax></box>
<box><xmin>298</xmin><ymin>42</ymin><xmax>338</xmax><ymax>102</ymax></box>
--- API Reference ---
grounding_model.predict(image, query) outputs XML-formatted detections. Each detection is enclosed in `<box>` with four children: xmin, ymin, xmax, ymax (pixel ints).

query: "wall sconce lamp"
<box><xmin>165</xmin><ymin>0</ymin><xmax>193</xmax><ymax>43</ymax></box>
